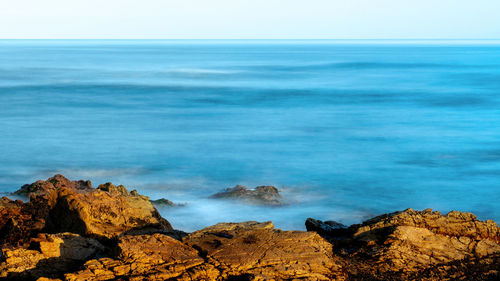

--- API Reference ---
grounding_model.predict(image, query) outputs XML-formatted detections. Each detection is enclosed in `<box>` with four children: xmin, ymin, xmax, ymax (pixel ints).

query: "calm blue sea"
<box><xmin>1</xmin><ymin>40</ymin><xmax>499</xmax><ymax>231</ymax></box>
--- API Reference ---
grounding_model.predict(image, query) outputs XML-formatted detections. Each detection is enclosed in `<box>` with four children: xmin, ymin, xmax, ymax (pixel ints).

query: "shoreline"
<box><xmin>3</xmin><ymin>179</ymin><xmax>497</xmax><ymax>233</ymax></box>
<box><xmin>0</xmin><ymin>174</ymin><xmax>499</xmax><ymax>280</ymax></box>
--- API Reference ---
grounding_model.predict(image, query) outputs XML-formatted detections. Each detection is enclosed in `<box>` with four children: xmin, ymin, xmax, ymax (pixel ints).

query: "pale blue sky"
<box><xmin>1</xmin><ymin>0</ymin><xmax>499</xmax><ymax>39</ymax></box>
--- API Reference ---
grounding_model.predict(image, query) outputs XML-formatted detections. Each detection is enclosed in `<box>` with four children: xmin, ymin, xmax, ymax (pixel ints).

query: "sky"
<box><xmin>1</xmin><ymin>0</ymin><xmax>499</xmax><ymax>39</ymax></box>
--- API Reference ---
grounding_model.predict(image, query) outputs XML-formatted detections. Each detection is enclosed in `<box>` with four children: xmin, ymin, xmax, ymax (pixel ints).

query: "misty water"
<box><xmin>1</xmin><ymin>40</ymin><xmax>499</xmax><ymax>231</ymax></box>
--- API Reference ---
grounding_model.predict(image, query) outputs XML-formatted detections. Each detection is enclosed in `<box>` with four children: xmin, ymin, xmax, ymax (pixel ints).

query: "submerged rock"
<box><xmin>151</xmin><ymin>198</ymin><xmax>185</xmax><ymax>207</ymax></box>
<box><xmin>210</xmin><ymin>185</ymin><xmax>283</xmax><ymax>206</ymax></box>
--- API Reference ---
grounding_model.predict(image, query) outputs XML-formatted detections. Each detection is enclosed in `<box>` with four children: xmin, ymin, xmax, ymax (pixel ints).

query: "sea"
<box><xmin>1</xmin><ymin>39</ymin><xmax>499</xmax><ymax>231</ymax></box>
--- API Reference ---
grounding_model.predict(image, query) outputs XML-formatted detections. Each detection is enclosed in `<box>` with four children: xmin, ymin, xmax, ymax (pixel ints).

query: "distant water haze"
<box><xmin>0</xmin><ymin>40</ymin><xmax>499</xmax><ymax>231</ymax></box>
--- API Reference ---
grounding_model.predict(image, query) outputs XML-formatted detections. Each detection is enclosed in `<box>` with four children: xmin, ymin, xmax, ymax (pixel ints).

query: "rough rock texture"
<box><xmin>1</xmin><ymin>174</ymin><xmax>173</xmax><ymax>248</ymax></box>
<box><xmin>307</xmin><ymin>208</ymin><xmax>500</xmax><ymax>280</ymax></box>
<box><xmin>65</xmin><ymin>233</ymin><xmax>210</xmax><ymax>281</ymax></box>
<box><xmin>47</xmin><ymin>181</ymin><xmax>172</xmax><ymax>239</ymax></box>
<box><xmin>184</xmin><ymin>221</ymin><xmax>344</xmax><ymax>280</ymax></box>
<box><xmin>351</xmin><ymin>208</ymin><xmax>499</xmax><ymax>242</ymax></box>
<box><xmin>15</xmin><ymin>174</ymin><xmax>93</xmax><ymax>208</ymax></box>
<box><xmin>0</xmin><ymin>175</ymin><xmax>93</xmax><ymax>248</ymax></box>
<box><xmin>210</xmin><ymin>185</ymin><xmax>282</xmax><ymax>206</ymax></box>
<box><xmin>0</xmin><ymin>233</ymin><xmax>104</xmax><ymax>280</ymax></box>
<box><xmin>0</xmin><ymin>197</ymin><xmax>48</xmax><ymax>248</ymax></box>
<box><xmin>64</xmin><ymin>221</ymin><xmax>343</xmax><ymax>281</ymax></box>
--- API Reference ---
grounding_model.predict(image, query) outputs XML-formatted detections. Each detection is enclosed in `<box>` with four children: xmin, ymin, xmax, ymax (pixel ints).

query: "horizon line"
<box><xmin>1</xmin><ymin>38</ymin><xmax>500</xmax><ymax>40</ymax></box>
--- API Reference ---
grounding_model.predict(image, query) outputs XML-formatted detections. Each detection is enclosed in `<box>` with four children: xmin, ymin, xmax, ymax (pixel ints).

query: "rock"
<box><xmin>305</xmin><ymin>218</ymin><xmax>349</xmax><ymax>238</ymax></box>
<box><xmin>184</xmin><ymin>221</ymin><xmax>345</xmax><ymax>280</ymax></box>
<box><xmin>188</xmin><ymin>221</ymin><xmax>274</xmax><ymax>235</ymax></box>
<box><xmin>351</xmin><ymin>208</ymin><xmax>499</xmax><ymax>243</ymax></box>
<box><xmin>65</xmin><ymin>233</ymin><xmax>210</xmax><ymax>281</ymax></box>
<box><xmin>0</xmin><ymin>175</ymin><xmax>94</xmax><ymax>248</ymax></box>
<box><xmin>96</xmin><ymin>182</ymin><xmax>129</xmax><ymax>196</ymax></box>
<box><xmin>46</xmin><ymin>179</ymin><xmax>173</xmax><ymax>239</ymax></box>
<box><xmin>210</xmin><ymin>185</ymin><xmax>283</xmax><ymax>206</ymax></box>
<box><xmin>2</xmin><ymin>175</ymin><xmax>174</xmax><ymax>243</ymax></box>
<box><xmin>307</xmin><ymin>208</ymin><xmax>500</xmax><ymax>279</ymax></box>
<box><xmin>66</xmin><ymin>221</ymin><xmax>344</xmax><ymax>281</ymax></box>
<box><xmin>15</xmin><ymin>174</ymin><xmax>92</xmax><ymax>208</ymax></box>
<box><xmin>350</xmin><ymin>209</ymin><xmax>500</xmax><ymax>276</ymax></box>
<box><xmin>2</xmin><ymin>176</ymin><xmax>500</xmax><ymax>281</ymax></box>
<box><xmin>0</xmin><ymin>197</ymin><xmax>47</xmax><ymax>248</ymax></box>
<box><xmin>0</xmin><ymin>233</ymin><xmax>104</xmax><ymax>280</ymax></box>
<box><xmin>151</xmin><ymin>198</ymin><xmax>183</xmax><ymax>207</ymax></box>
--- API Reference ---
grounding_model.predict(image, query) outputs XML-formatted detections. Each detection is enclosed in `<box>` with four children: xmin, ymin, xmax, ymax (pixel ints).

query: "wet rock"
<box><xmin>210</xmin><ymin>185</ymin><xmax>282</xmax><ymax>206</ymax></box>
<box><xmin>0</xmin><ymin>232</ymin><xmax>104</xmax><ymax>280</ymax></box>
<box><xmin>305</xmin><ymin>218</ymin><xmax>349</xmax><ymax>238</ymax></box>
<box><xmin>151</xmin><ymin>198</ymin><xmax>185</xmax><ymax>207</ymax></box>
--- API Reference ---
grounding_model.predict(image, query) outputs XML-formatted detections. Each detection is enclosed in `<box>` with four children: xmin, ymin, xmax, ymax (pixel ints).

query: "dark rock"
<box><xmin>0</xmin><ymin>196</ymin><xmax>48</xmax><ymax>248</ymax></box>
<box><xmin>151</xmin><ymin>198</ymin><xmax>178</xmax><ymax>207</ymax></box>
<box><xmin>210</xmin><ymin>185</ymin><xmax>282</xmax><ymax>206</ymax></box>
<box><xmin>305</xmin><ymin>218</ymin><xmax>350</xmax><ymax>239</ymax></box>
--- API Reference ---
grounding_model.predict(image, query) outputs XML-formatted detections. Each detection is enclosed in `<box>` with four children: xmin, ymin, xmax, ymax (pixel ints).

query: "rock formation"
<box><xmin>64</xmin><ymin>221</ymin><xmax>343</xmax><ymax>281</ymax></box>
<box><xmin>306</xmin><ymin>208</ymin><xmax>500</xmax><ymax>280</ymax></box>
<box><xmin>1</xmin><ymin>175</ymin><xmax>499</xmax><ymax>280</ymax></box>
<box><xmin>0</xmin><ymin>196</ymin><xmax>46</xmax><ymax>248</ymax></box>
<box><xmin>210</xmin><ymin>185</ymin><xmax>282</xmax><ymax>206</ymax></box>
<box><xmin>305</xmin><ymin>218</ymin><xmax>348</xmax><ymax>237</ymax></box>
<box><xmin>47</xmin><ymin>181</ymin><xmax>172</xmax><ymax>239</ymax></box>
<box><xmin>1</xmin><ymin>175</ymin><xmax>172</xmax><ymax>244</ymax></box>
<box><xmin>0</xmin><ymin>233</ymin><xmax>105</xmax><ymax>280</ymax></box>
<box><xmin>151</xmin><ymin>198</ymin><xmax>184</xmax><ymax>207</ymax></box>
<box><xmin>183</xmin><ymin>221</ymin><xmax>344</xmax><ymax>280</ymax></box>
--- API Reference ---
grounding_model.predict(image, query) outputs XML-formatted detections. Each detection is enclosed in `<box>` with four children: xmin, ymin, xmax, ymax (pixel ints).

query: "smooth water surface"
<box><xmin>1</xmin><ymin>40</ymin><xmax>499</xmax><ymax>230</ymax></box>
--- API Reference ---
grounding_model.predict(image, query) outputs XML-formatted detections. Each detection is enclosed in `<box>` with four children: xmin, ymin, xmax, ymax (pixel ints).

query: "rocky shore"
<box><xmin>0</xmin><ymin>175</ymin><xmax>499</xmax><ymax>280</ymax></box>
